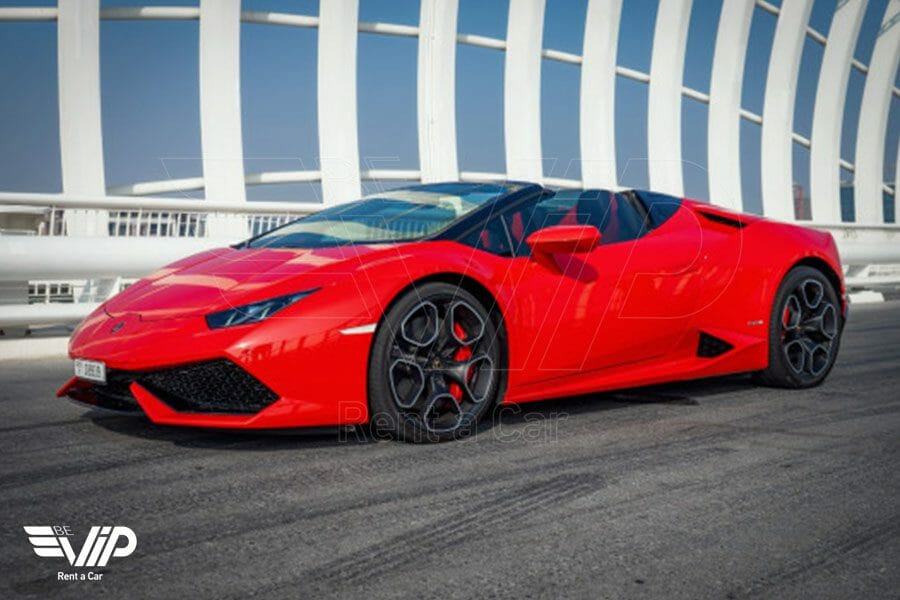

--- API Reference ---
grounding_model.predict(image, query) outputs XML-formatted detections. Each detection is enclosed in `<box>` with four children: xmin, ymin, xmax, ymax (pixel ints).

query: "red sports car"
<box><xmin>59</xmin><ymin>182</ymin><xmax>846</xmax><ymax>441</ymax></box>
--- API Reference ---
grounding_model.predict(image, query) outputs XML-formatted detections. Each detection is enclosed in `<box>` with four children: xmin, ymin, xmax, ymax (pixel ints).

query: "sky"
<box><xmin>0</xmin><ymin>0</ymin><xmax>897</xmax><ymax>218</ymax></box>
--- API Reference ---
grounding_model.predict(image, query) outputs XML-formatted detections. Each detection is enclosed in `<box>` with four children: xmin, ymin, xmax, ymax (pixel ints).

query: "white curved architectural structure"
<box><xmin>318</xmin><ymin>0</ymin><xmax>362</xmax><ymax>205</ymax></box>
<box><xmin>198</xmin><ymin>0</ymin><xmax>246</xmax><ymax>206</ymax></box>
<box><xmin>579</xmin><ymin>0</ymin><xmax>621</xmax><ymax>190</ymax></box>
<box><xmin>707</xmin><ymin>0</ymin><xmax>755</xmax><ymax>212</ymax></box>
<box><xmin>504</xmin><ymin>0</ymin><xmax>546</xmax><ymax>182</ymax></box>
<box><xmin>418</xmin><ymin>0</ymin><xmax>459</xmax><ymax>183</ymax></box>
<box><xmin>0</xmin><ymin>0</ymin><xmax>898</xmax><ymax>326</ymax></box>
<box><xmin>57</xmin><ymin>0</ymin><xmax>104</xmax><ymax>198</ymax></box>
<box><xmin>855</xmin><ymin>0</ymin><xmax>900</xmax><ymax>224</ymax></box>
<box><xmin>809</xmin><ymin>0</ymin><xmax>868</xmax><ymax>225</ymax></box>
<box><xmin>647</xmin><ymin>0</ymin><xmax>692</xmax><ymax>197</ymax></box>
<box><xmin>760</xmin><ymin>0</ymin><xmax>813</xmax><ymax>222</ymax></box>
<box><xmin>2</xmin><ymin>0</ymin><xmax>895</xmax><ymax>221</ymax></box>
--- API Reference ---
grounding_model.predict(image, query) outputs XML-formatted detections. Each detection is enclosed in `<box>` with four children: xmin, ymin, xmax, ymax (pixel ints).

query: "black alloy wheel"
<box><xmin>368</xmin><ymin>282</ymin><xmax>503</xmax><ymax>442</ymax></box>
<box><xmin>756</xmin><ymin>266</ymin><xmax>842</xmax><ymax>388</ymax></box>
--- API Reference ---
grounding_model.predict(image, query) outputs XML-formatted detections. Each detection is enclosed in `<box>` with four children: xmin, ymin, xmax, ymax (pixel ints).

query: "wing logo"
<box><xmin>24</xmin><ymin>526</ymin><xmax>137</xmax><ymax>568</ymax></box>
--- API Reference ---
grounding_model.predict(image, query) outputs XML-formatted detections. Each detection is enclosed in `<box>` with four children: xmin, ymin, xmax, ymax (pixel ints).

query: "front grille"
<box><xmin>69</xmin><ymin>359</ymin><xmax>278</xmax><ymax>415</ymax></box>
<box><xmin>136</xmin><ymin>359</ymin><xmax>278</xmax><ymax>414</ymax></box>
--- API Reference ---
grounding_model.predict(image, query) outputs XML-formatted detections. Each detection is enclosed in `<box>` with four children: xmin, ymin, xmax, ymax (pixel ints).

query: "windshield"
<box><xmin>247</xmin><ymin>182</ymin><xmax>515</xmax><ymax>249</ymax></box>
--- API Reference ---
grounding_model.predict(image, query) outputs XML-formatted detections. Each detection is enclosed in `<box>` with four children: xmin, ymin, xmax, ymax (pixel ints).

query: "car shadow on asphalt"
<box><xmin>495</xmin><ymin>373</ymin><xmax>753</xmax><ymax>421</ymax></box>
<box><xmin>81</xmin><ymin>374</ymin><xmax>755</xmax><ymax>450</ymax></box>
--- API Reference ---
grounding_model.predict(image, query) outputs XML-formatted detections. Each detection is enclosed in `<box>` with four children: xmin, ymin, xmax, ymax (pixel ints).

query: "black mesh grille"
<box><xmin>136</xmin><ymin>360</ymin><xmax>278</xmax><ymax>414</ymax></box>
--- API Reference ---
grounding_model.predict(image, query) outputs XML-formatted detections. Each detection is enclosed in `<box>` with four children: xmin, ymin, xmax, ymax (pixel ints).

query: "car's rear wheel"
<box><xmin>755</xmin><ymin>266</ymin><xmax>842</xmax><ymax>388</ymax></box>
<box><xmin>368</xmin><ymin>282</ymin><xmax>503</xmax><ymax>442</ymax></box>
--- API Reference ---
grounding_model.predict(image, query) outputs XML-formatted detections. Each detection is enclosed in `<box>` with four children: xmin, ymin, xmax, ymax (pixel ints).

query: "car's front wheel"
<box><xmin>368</xmin><ymin>282</ymin><xmax>503</xmax><ymax>442</ymax></box>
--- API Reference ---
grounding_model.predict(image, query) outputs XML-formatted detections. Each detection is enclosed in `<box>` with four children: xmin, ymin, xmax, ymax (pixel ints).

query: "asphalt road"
<box><xmin>2</xmin><ymin>302</ymin><xmax>899</xmax><ymax>599</ymax></box>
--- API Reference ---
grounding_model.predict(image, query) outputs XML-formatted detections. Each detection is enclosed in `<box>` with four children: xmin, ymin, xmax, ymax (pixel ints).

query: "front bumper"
<box><xmin>59</xmin><ymin>307</ymin><xmax>373</xmax><ymax>429</ymax></box>
<box><xmin>59</xmin><ymin>374</ymin><xmax>306</xmax><ymax>429</ymax></box>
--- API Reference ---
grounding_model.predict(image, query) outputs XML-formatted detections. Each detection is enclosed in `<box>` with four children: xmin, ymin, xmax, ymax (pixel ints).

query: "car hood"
<box><xmin>104</xmin><ymin>244</ymin><xmax>391</xmax><ymax>320</ymax></box>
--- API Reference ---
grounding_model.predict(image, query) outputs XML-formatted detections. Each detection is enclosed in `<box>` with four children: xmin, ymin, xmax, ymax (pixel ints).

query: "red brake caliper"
<box><xmin>449</xmin><ymin>322</ymin><xmax>471</xmax><ymax>402</ymax></box>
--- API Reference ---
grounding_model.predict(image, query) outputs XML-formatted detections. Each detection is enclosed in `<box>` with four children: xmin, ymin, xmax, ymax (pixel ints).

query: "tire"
<box><xmin>755</xmin><ymin>266</ymin><xmax>842</xmax><ymax>389</ymax></box>
<box><xmin>368</xmin><ymin>282</ymin><xmax>504</xmax><ymax>442</ymax></box>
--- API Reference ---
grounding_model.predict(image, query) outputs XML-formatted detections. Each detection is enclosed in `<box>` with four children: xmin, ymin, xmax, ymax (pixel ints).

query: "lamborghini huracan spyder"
<box><xmin>60</xmin><ymin>182</ymin><xmax>846</xmax><ymax>441</ymax></box>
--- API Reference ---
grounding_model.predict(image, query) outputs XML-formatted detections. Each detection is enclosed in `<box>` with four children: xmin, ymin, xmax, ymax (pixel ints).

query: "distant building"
<box><xmin>792</xmin><ymin>183</ymin><xmax>810</xmax><ymax>220</ymax></box>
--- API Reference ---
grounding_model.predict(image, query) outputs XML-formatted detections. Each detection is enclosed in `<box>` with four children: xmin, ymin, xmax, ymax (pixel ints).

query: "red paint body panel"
<box><xmin>62</xmin><ymin>198</ymin><xmax>844</xmax><ymax>429</ymax></box>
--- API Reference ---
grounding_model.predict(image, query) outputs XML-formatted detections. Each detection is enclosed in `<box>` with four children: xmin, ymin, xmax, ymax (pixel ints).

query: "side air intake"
<box><xmin>138</xmin><ymin>360</ymin><xmax>278</xmax><ymax>414</ymax></box>
<box><xmin>696</xmin><ymin>210</ymin><xmax>746</xmax><ymax>229</ymax></box>
<box><xmin>697</xmin><ymin>332</ymin><xmax>734</xmax><ymax>358</ymax></box>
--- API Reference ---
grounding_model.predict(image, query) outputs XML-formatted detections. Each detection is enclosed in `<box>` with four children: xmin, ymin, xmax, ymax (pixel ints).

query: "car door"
<box><xmin>491</xmin><ymin>190</ymin><xmax>702</xmax><ymax>384</ymax></box>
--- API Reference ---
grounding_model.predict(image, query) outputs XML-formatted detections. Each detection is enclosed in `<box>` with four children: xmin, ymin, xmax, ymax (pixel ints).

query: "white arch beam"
<box><xmin>579</xmin><ymin>0</ymin><xmax>622</xmax><ymax>189</ymax></box>
<box><xmin>810</xmin><ymin>0</ymin><xmax>867</xmax><ymax>223</ymax></box>
<box><xmin>760</xmin><ymin>0</ymin><xmax>813</xmax><ymax>221</ymax></box>
<box><xmin>417</xmin><ymin>0</ymin><xmax>459</xmax><ymax>183</ymax></box>
<box><xmin>707</xmin><ymin>0</ymin><xmax>755</xmax><ymax>211</ymax></box>
<box><xmin>647</xmin><ymin>0</ymin><xmax>693</xmax><ymax>197</ymax></box>
<box><xmin>57</xmin><ymin>0</ymin><xmax>107</xmax><ymax>236</ymax></box>
<box><xmin>318</xmin><ymin>0</ymin><xmax>361</xmax><ymax>204</ymax></box>
<box><xmin>504</xmin><ymin>0</ymin><xmax>545</xmax><ymax>181</ymax></box>
<box><xmin>57</xmin><ymin>0</ymin><xmax>105</xmax><ymax>197</ymax></box>
<box><xmin>854</xmin><ymin>1</ymin><xmax>900</xmax><ymax>224</ymax></box>
<box><xmin>199</xmin><ymin>0</ymin><xmax>245</xmax><ymax>203</ymax></box>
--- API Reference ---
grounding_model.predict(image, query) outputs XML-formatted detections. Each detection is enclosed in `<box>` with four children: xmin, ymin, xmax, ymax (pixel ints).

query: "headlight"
<box><xmin>205</xmin><ymin>289</ymin><xmax>318</xmax><ymax>329</ymax></box>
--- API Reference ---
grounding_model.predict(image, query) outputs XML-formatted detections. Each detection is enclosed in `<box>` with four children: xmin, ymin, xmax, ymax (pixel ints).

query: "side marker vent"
<box><xmin>697</xmin><ymin>332</ymin><xmax>735</xmax><ymax>358</ymax></box>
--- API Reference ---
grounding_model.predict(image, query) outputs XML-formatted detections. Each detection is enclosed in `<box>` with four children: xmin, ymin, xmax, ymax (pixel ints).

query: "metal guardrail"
<box><xmin>3</xmin><ymin>191</ymin><xmax>899</xmax><ymax>258</ymax></box>
<box><xmin>0</xmin><ymin>192</ymin><xmax>320</xmax><ymax>248</ymax></box>
<box><xmin>0</xmin><ymin>192</ymin><xmax>325</xmax><ymax>329</ymax></box>
<box><xmin>1</xmin><ymin>302</ymin><xmax>101</xmax><ymax>329</ymax></box>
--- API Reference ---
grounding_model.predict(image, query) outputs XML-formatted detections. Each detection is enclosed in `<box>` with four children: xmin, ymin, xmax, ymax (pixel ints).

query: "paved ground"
<box><xmin>1</xmin><ymin>302</ymin><xmax>899</xmax><ymax>599</ymax></box>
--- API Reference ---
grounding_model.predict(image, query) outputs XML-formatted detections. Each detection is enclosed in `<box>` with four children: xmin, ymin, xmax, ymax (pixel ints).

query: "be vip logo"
<box><xmin>24</xmin><ymin>525</ymin><xmax>137</xmax><ymax>568</ymax></box>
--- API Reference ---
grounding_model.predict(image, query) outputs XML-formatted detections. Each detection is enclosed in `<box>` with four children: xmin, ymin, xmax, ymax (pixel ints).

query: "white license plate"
<box><xmin>74</xmin><ymin>359</ymin><xmax>106</xmax><ymax>384</ymax></box>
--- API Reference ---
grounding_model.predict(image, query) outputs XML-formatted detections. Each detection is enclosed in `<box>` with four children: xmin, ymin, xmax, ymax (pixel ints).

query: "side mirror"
<box><xmin>526</xmin><ymin>225</ymin><xmax>601</xmax><ymax>257</ymax></box>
